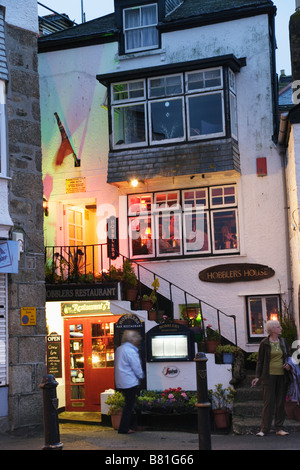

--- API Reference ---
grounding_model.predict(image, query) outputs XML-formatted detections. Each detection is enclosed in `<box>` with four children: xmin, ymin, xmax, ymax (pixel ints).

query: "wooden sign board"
<box><xmin>199</xmin><ymin>263</ymin><xmax>275</xmax><ymax>283</ymax></box>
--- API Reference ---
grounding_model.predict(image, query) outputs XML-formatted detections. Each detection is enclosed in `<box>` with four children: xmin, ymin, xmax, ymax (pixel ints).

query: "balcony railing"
<box><xmin>45</xmin><ymin>243</ymin><xmax>237</xmax><ymax>346</ymax></box>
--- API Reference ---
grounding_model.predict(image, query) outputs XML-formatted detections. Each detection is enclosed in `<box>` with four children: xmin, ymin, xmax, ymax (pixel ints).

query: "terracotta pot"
<box><xmin>213</xmin><ymin>409</ymin><xmax>230</xmax><ymax>429</ymax></box>
<box><xmin>285</xmin><ymin>401</ymin><xmax>297</xmax><ymax>419</ymax></box>
<box><xmin>141</xmin><ymin>300</ymin><xmax>153</xmax><ymax>311</ymax></box>
<box><xmin>126</xmin><ymin>288</ymin><xmax>138</xmax><ymax>301</ymax></box>
<box><xmin>111</xmin><ymin>410</ymin><xmax>123</xmax><ymax>430</ymax></box>
<box><xmin>206</xmin><ymin>340</ymin><xmax>220</xmax><ymax>353</ymax></box>
<box><xmin>148</xmin><ymin>309</ymin><xmax>157</xmax><ymax>321</ymax></box>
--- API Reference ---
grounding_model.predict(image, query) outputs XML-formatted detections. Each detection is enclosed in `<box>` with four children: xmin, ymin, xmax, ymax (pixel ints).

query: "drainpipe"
<box><xmin>278</xmin><ymin>112</ymin><xmax>293</xmax><ymax>309</ymax></box>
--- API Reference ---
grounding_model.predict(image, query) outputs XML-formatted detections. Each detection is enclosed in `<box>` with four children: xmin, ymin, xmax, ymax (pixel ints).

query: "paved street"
<box><xmin>0</xmin><ymin>422</ymin><xmax>299</xmax><ymax>452</ymax></box>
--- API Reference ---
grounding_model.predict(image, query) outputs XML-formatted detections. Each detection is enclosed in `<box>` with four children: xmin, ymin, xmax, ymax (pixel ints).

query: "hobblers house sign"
<box><xmin>199</xmin><ymin>263</ymin><xmax>275</xmax><ymax>283</ymax></box>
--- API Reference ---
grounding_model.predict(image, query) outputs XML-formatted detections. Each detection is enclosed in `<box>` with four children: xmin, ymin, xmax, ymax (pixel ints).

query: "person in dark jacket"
<box><xmin>251</xmin><ymin>320</ymin><xmax>291</xmax><ymax>437</ymax></box>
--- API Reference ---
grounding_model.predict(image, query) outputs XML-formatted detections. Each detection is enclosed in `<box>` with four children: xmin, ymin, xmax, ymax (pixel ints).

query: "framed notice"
<box><xmin>66</xmin><ymin>177</ymin><xmax>86</xmax><ymax>194</ymax></box>
<box><xmin>47</xmin><ymin>332</ymin><xmax>62</xmax><ymax>378</ymax></box>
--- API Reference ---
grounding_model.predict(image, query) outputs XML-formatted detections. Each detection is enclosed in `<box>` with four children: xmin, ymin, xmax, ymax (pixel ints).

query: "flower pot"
<box><xmin>222</xmin><ymin>352</ymin><xmax>234</xmax><ymax>364</ymax></box>
<box><xmin>213</xmin><ymin>409</ymin><xmax>230</xmax><ymax>429</ymax></box>
<box><xmin>285</xmin><ymin>401</ymin><xmax>297</xmax><ymax>420</ymax></box>
<box><xmin>148</xmin><ymin>309</ymin><xmax>157</xmax><ymax>321</ymax></box>
<box><xmin>111</xmin><ymin>410</ymin><xmax>123</xmax><ymax>430</ymax></box>
<box><xmin>206</xmin><ymin>340</ymin><xmax>220</xmax><ymax>353</ymax></box>
<box><xmin>126</xmin><ymin>288</ymin><xmax>138</xmax><ymax>301</ymax></box>
<box><xmin>142</xmin><ymin>300</ymin><xmax>153</xmax><ymax>311</ymax></box>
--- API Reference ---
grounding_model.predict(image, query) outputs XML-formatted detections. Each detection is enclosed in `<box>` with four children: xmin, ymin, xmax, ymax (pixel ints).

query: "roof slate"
<box><xmin>38</xmin><ymin>0</ymin><xmax>275</xmax><ymax>46</ymax></box>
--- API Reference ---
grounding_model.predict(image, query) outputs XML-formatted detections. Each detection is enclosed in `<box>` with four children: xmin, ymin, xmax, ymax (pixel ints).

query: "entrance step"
<box><xmin>58</xmin><ymin>411</ymin><xmax>101</xmax><ymax>425</ymax></box>
<box><xmin>232</xmin><ymin>370</ymin><xmax>300</xmax><ymax>434</ymax></box>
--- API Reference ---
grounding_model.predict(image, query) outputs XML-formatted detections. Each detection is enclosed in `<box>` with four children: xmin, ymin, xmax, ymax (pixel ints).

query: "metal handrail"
<box><xmin>45</xmin><ymin>243</ymin><xmax>237</xmax><ymax>345</ymax></box>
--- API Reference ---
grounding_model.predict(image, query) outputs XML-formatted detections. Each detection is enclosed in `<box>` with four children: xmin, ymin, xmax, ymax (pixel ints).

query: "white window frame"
<box><xmin>185</xmin><ymin>67</ymin><xmax>223</xmax><ymax>93</ymax></box>
<box><xmin>247</xmin><ymin>295</ymin><xmax>281</xmax><ymax>339</ymax></box>
<box><xmin>155</xmin><ymin>212</ymin><xmax>183</xmax><ymax>257</ymax></box>
<box><xmin>210</xmin><ymin>185</ymin><xmax>237</xmax><ymax>208</ymax></box>
<box><xmin>123</xmin><ymin>4</ymin><xmax>159</xmax><ymax>53</ymax></box>
<box><xmin>129</xmin><ymin>214</ymin><xmax>154</xmax><ymax>259</ymax></box>
<box><xmin>183</xmin><ymin>210</ymin><xmax>211</xmax><ymax>255</ymax></box>
<box><xmin>112</xmin><ymin>101</ymin><xmax>148</xmax><ymax>149</ymax></box>
<box><xmin>186</xmin><ymin>91</ymin><xmax>225</xmax><ymax>140</ymax></box>
<box><xmin>111</xmin><ymin>79</ymin><xmax>146</xmax><ymax>104</ymax></box>
<box><xmin>148</xmin><ymin>96</ymin><xmax>186</xmax><ymax>145</ymax></box>
<box><xmin>211</xmin><ymin>208</ymin><xmax>239</xmax><ymax>254</ymax></box>
<box><xmin>148</xmin><ymin>73</ymin><xmax>184</xmax><ymax>99</ymax></box>
<box><xmin>153</xmin><ymin>190</ymin><xmax>180</xmax><ymax>211</ymax></box>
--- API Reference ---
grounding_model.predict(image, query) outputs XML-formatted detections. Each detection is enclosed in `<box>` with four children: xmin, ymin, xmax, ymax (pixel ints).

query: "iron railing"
<box><xmin>45</xmin><ymin>243</ymin><xmax>237</xmax><ymax>345</ymax></box>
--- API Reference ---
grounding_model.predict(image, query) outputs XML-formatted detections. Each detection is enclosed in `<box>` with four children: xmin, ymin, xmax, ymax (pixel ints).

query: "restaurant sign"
<box><xmin>46</xmin><ymin>282</ymin><xmax>119</xmax><ymax>301</ymax></box>
<box><xmin>61</xmin><ymin>300</ymin><xmax>111</xmax><ymax>316</ymax></box>
<box><xmin>199</xmin><ymin>263</ymin><xmax>275</xmax><ymax>283</ymax></box>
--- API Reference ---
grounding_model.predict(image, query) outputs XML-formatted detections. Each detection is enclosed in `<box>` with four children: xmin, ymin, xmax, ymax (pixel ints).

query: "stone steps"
<box><xmin>232</xmin><ymin>371</ymin><xmax>300</xmax><ymax>434</ymax></box>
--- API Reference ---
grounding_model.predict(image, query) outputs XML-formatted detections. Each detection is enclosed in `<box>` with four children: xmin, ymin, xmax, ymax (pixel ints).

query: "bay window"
<box><xmin>128</xmin><ymin>184</ymin><xmax>239</xmax><ymax>259</ymax></box>
<box><xmin>111</xmin><ymin>66</ymin><xmax>237</xmax><ymax>150</ymax></box>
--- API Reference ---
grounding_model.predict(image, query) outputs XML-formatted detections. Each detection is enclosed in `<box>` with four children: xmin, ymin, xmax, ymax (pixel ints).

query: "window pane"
<box><xmin>154</xmin><ymin>192</ymin><xmax>179</xmax><ymax>209</ymax></box>
<box><xmin>124</xmin><ymin>8</ymin><xmax>140</xmax><ymax>28</ymax></box>
<box><xmin>113</xmin><ymin>104</ymin><xmax>146</xmax><ymax>146</ymax></box>
<box><xmin>157</xmin><ymin>213</ymin><xmax>182</xmax><ymax>256</ymax></box>
<box><xmin>149</xmin><ymin>75</ymin><xmax>182</xmax><ymax>98</ymax></box>
<box><xmin>129</xmin><ymin>216</ymin><xmax>153</xmax><ymax>257</ymax></box>
<box><xmin>266</xmin><ymin>297</ymin><xmax>280</xmax><ymax>321</ymax></box>
<box><xmin>212</xmin><ymin>210</ymin><xmax>238</xmax><ymax>251</ymax></box>
<box><xmin>128</xmin><ymin>194</ymin><xmax>152</xmax><ymax>215</ymax></box>
<box><xmin>150</xmin><ymin>98</ymin><xmax>184</xmax><ymax>142</ymax></box>
<box><xmin>183</xmin><ymin>189</ymin><xmax>207</xmax><ymax>209</ymax></box>
<box><xmin>230</xmin><ymin>91</ymin><xmax>238</xmax><ymax>138</ymax></box>
<box><xmin>248</xmin><ymin>298</ymin><xmax>264</xmax><ymax>336</ymax></box>
<box><xmin>141</xmin><ymin>5</ymin><xmax>157</xmax><ymax>25</ymax></box>
<box><xmin>184</xmin><ymin>212</ymin><xmax>209</xmax><ymax>253</ymax></box>
<box><xmin>211</xmin><ymin>186</ymin><xmax>236</xmax><ymax>206</ymax></box>
<box><xmin>188</xmin><ymin>93</ymin><xmax>223</xmax><ymax>137</ymax></box>
<box><xmin>187</xmin><ymin>69</ymin><xmax>221</xmax><ymax>92</ymax></box>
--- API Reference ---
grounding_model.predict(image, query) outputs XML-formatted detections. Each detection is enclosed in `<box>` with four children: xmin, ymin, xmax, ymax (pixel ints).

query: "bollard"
<box><xmin>40</xmin><ymin>374</ymin><xmax>63</xmax><ymax>450</ymax></box>
<box><xmin>194</xmin><ymin>352</ymin><xmax>211</xmax><ymax>450</ymax></box>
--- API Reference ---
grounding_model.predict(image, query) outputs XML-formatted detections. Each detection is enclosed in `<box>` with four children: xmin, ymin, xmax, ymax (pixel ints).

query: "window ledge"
<box><xmin>117</xmin><ymin>48</ymin><xmax>165</xmax><ymax>62</ymax></box>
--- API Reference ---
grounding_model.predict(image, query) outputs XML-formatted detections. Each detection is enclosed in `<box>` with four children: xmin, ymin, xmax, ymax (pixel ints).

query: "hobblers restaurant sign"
<box><xmin>199</xmin><ymin>263</ymin><xmax>275</xmax><ymax>283</ymax></box>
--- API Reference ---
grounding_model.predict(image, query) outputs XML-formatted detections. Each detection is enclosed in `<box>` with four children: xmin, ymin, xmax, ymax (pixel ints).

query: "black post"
<box><xmin>194</xmin><ymin>352</ymin><xmax>211</xmax><ymax>450</ymax></box>
<box><xmin>40</xmin><ymin>374</ymin><xmax>63</xmax><ymax>450</ymax></box>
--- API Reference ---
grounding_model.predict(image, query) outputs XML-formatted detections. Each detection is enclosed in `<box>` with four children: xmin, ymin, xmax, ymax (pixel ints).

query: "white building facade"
<box><xmin>38</xmin><ymin>0</ymin><xmax>291</xmax><ymax>411</ymax></box>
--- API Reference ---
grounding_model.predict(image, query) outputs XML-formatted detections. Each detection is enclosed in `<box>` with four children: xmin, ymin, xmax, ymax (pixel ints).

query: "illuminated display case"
<box><xmin>146</xmin><ymin>322</ymin><xmax>195</xmax><ymax>362</ymax></box>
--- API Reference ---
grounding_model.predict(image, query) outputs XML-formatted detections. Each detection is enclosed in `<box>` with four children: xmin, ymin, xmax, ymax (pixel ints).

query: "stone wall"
<box><xmin>6</xmin><ymin>23</ymin><xmax>46</xmax><ymax>431</ymax></box>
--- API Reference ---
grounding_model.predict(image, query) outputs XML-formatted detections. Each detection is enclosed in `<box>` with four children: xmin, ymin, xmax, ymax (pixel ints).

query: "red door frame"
<box><xmin>64</xmin><ymin>315</ymin><xmax>120</xmax><ymax>412</ymax></box>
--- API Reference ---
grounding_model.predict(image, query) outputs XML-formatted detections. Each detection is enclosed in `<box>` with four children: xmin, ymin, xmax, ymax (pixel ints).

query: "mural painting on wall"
<box><xmin>54</xmin><ymin>112</ymin><xmax>80</xmax><ymax>167</ymax></box>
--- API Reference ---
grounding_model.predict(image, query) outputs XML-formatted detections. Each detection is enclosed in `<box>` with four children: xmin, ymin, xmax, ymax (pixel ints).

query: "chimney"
<box><xmin>289</xmin><ymin>2</ymin><xmax>300</xmax><ymax>84</ymax></box>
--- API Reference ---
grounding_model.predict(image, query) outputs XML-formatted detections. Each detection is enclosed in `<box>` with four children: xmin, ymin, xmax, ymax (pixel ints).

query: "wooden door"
<box><xmin>64</xmin><ymin>315</ymin><xmax>120</xmax><ymax>412</ymax></box>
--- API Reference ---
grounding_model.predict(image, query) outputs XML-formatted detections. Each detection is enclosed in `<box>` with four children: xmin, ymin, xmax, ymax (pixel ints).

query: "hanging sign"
<box><xmin>107</xmin><ymin>216</ymin><xmax>119</xmax><ymax>260</ymax></box>
<box><xmin>0</xmin><ymin>241</ymin><xmax>19</xmax><ymax>273</ymax></box>
<box><xmin>199</xmin><ymin>263</ymin><xmax>275</xmax><ymax>283</ymax></box>
<box><xmin>61</xmin><ymin>300</ymin><xmax>111</xmax><ymax>316</ymax></box>
<box><xmin>47</xmin><ymin>332</ymin><xmax>62</xmax><ymax>378</ymax></box>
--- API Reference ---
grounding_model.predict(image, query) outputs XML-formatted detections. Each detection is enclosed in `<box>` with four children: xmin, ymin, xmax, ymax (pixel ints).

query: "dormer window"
<box><xmin>123</xmin><ymin>4</ymin><xmax>158</xmax><ymax>53</ymax></box>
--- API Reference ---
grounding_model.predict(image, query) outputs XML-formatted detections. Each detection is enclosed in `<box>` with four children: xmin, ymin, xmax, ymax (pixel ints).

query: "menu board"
<box><xmin>47</xmin><ymin>332</ymin><xmax>62</xmax><ymax>378</ymax></box>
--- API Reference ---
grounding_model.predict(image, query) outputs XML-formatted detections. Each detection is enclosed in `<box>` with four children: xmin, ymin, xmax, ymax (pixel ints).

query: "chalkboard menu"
<box><xmin>47</xmin><ymin>332</ymin><xmax>62</xmax><ymax>378</ymax></box>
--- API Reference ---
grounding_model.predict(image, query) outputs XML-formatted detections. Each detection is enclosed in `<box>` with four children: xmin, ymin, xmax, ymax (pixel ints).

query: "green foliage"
<box><xmin>122</xmin><ymin>259</ymin><xmax>138</xmax><ymax>288</ymax></box>
<box><xmin>136</xmin><ymin>388</ymin><xmax>197</xmax><ymax>413</ymax></box>
<box><xmin>208</xmin><ymin>383</ymin><xmax>236</xmax><ymax>410</ymax></box>
<box><xmin>105</xmin><ymin>391</ymin><xmax>125</xmax><ymax>415</ymax></box>
<box><xmin>280</xmin><ymin>313</ymin><xmax>297</xmax><ymax>348</ymax></box>
<box><xmin>206</xmin><ymin>327</ymin><xmax>221</xmax><ymax>341</ymax></box>
<box><xmin>216</xmin><ymin>345</ymin><xmax>240</xmax><ymax>355</ymax></box>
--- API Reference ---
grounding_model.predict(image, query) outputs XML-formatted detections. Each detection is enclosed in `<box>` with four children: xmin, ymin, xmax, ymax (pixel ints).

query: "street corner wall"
<box><xmin>6</xmin><ymin>21</ymin><xmax>47</xmax><ymax>430</ymax></box>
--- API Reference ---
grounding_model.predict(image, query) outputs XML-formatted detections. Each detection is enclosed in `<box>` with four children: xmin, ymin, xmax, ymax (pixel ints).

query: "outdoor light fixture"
<box><xmin>130</xmin><ymin>179</ymin><xmax>144</xmax><ymax>187</ymax></box>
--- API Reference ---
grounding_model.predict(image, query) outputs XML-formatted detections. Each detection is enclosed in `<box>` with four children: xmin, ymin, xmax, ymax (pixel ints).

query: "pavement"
<box><xmin>0</xmin><ymin>422</ymin><xmax>300</xmax><ymax>453</ymax></box>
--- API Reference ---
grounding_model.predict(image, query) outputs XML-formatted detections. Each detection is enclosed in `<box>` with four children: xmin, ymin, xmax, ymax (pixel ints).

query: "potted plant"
<box><xmin>122</xmin><ymin>259</ymin><xmax>138</xmax><ymax>301</ymax></box>
<box><xmin>205</xmin><ymin>326</ymin><xmax>221</xmax><ymax>353</ymax></box>
<box><xmin>208</xmin><ymin>383</ymin><xmax>236</xmax><ymax>429</ymax></box>
<box><xmin>216</xmin><ymin>345</ymin><xmax>240</xmax><ymax>364</ymax></box>
<box><xmin>141</xmin><ymin>278</ymin><xmax>160</xmax><ymax>320</ymax></box>
<box><xmin>105</xmin><ymin>391</ymin><xmax>125</xmax><ymax>430</ymax></box>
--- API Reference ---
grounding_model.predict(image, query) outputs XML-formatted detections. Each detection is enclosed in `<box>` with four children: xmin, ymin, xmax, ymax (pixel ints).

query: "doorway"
<box><xmin>64</xmin><ymin>315</ymin><xmax>120</xmax><ymax>412</ymax></box>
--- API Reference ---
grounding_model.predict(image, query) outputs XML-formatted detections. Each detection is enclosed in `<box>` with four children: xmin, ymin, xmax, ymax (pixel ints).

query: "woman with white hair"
<box><xmin>251</xmin><ymin>320</ymin><xmax>291</xmax><ymax>437</ymax></box>
<box><xmin>114</xmin><ymin>330</ymin><xmax>144</xmax><ymax>434</ymax></box>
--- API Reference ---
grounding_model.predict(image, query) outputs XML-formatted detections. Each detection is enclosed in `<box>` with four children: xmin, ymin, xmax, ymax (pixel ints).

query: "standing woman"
<box><xmin>251</xmin><ymin>320</ymin><xmax>291</xmax><ymax>436</ymax></box>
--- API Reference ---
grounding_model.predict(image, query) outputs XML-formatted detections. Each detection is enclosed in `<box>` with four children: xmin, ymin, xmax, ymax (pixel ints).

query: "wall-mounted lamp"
<box><xmin>130</xmin><ymin>179</ymin><xmax>144</xmax><ymax>188</ymax></box>
<box><xmin>43</xmin><ymin>196</ymin><xmax>49</xmax><ymax>217</ymax></box>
